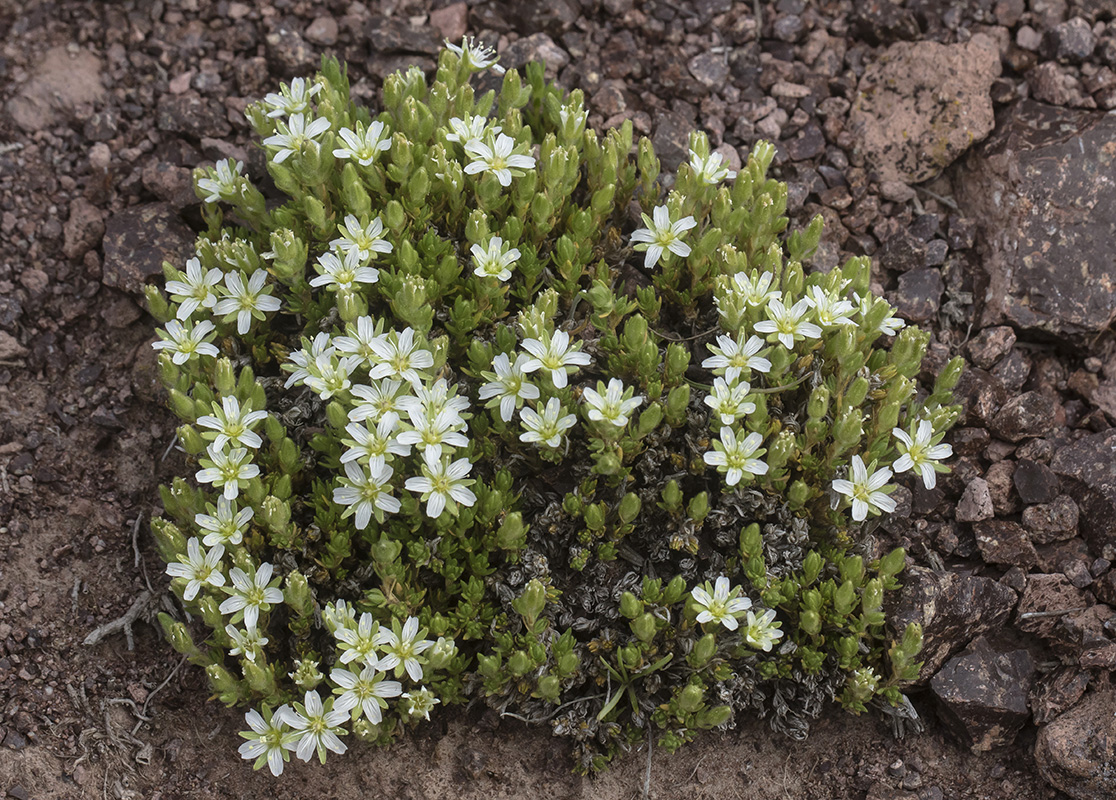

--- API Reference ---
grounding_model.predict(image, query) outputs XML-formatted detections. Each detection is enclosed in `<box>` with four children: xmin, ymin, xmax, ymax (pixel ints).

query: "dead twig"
<box><xmin>133</xmin><ymin>654</ymin><xmax>187</xmax><ymax>736</ymax></box>
<box><xmin>1019</xmin><ymin>607</ymin><xmax>1086</xmax><ymax>620</ymax></box>
<box><xmin>83</xmin><ymin>590</ymin><xmax>153</xmax><ymax>650</ymax></box>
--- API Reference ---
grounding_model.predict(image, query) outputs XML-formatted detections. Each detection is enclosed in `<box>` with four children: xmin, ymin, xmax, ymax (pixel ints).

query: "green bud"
<box><xmin>557</xmin><ymin>651</ymin><xmax>579</xmax><ymax>676</ymax></box>
<box><xmin>326</xmin><ymin>401</ymin><xmax>349</xmax><ymax>430</ymax></box>
<box><xmin>426</xmin><ymin>637</ymin><xmax>457</xmax><ymax>670</ymax></box>
<box><xmin>803</xmin><ymin>551</ymin><xmax>823</xmax><ymax>584</ymax></box>
<box><xmin>620</xmin><ymin>591</ymin><xmax>642</xmax><ymax>619</ymax></box>
<box><xmin>845</xmin><ymin>376</ymin><xmax>870</xmax><ymax>408</ymax></box>
<box><xmin>618</xmin><ymin>492</ymin><xmax>641</xmax><ymax>524</ymax></box>
<box><xmin>632</xmin><ymin>612</ymin><xmax>658</xmax><ymax>643</ymax></box>
<box><xmin>384</xmin><ymin>199</ymin><xmax>406</xmax><ymax>233</ymax></box>
<box><xmin>619</xmin><ymin>644</ymin><xmax>641</xmax><ymax>671</ymax></box>
<box><xmin>663</xmin><ymin>575</ymin><xmax>686</xmax><ymax>604</ymax></box>
<box><xmin>536</xmin><ymin>674</ymin><xmax>562</xmax><ymax>702</ymax></box>
<box><xmin>158</xmin><ymin>613</ymin><xmax>201</xmax><ymax>661</ymax></box>
<box><xmin>678</xmin><ymin>684</ymin><xmax>705</xmax><ymax>714</ymax></box>
<box><xmin>496</xmin><ymin>512</ymin><xmax>528</xmax><ymax>551</ymax></box>
<box><xmin>694</xmin><ymin>704</ymin><xmax>732</xmax><ymax>729</ymax></box>
<box><xmin>878</xmin><ymin>547</ymin><xmax>906</xmax><ymax>578</ymax></box>
<box><xmin>260</xmin><ymin>495</ymin><xmax>291</xmax><ymax>535</ymax></box>
<box><xmin>690</xmin><ymin>633</ymin><xmax>717</xmax><ymax>667</ymax></box>
<box><xmin>205</xmin><ymin>663</ymin><xmax>243</xmax><ymax>707</ymax></box>
<box><xmin>151</xmin><ymin>518</ymin><xmax>187</xmax><ymax>563</ymax></box>
<box><xmin>800</xmin><ymin>609</ymin><xmax>822</xmax><ymax>637</ymax></box>
<box><xmin>584</xmin><ymin>502</ymin><xmax>606</xmax><ymax>531</ymax></box>
<box><xmin>512</xmin><ymin>578</ymin><xmax>548</xmax><ymax>626</ymax></box>
<box><xmin>242</xmin><ymin>657</ymin><xmax>277</xmax><ymax>695</ymax></box>
<box><xmin>739</xmin><ymin>523</ymin><xmax>762</xmax><ymax>558</ymax></box>
<box><xmin>507</xmin><ymin>650</ymin><xmax>532</xmax><ymax>678</ymax></box>
<box><xmin>834</xmin><ymin>580</ymin><xmax>857</xmax><ymax>616</ymax></box>
<box><xmin>284</xmin><ymin>571</ymin><xmax>313</xmax><ymax>618</ymax></box>
<box><xmin>660</xmin><ymin>479</ymin><xmax>683</xmax><ymax>512</ymax></box>
<box><xmin>787</xmin><ymin>479</ymin><xmax>810</xmax><ymax>509</ymax></box>
<box><xmin>144</xmin><ymin>285</ymin><xmax>172</xmax><ymax>323</ymax></box>
<box><xmin>637</xmin><ymin>402</ymin><xmax>663</xmax><ymax>438</ymax></box>
<box><xmin>807</xmin><ymin>385</ymin><xmax>830</xmax><ymax>419</ymax></box>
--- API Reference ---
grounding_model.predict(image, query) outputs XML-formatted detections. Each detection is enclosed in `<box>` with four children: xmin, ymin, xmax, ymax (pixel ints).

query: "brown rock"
<box><xmin>1014</xmin><ymin>459</ymin><xmax>1061</xmax><ymax>504</ymax></box>
<box><xmin>1028</xmin><ymin>62</ymin><xmax>1095</xmax><ymax>108</ymax></box>
<box><xmin>975</xmin><ymin>520</ymin><xmax>1038</xmax><ymax>568</ymax></box>
<box><xmin>501</xmin><ymin>33</ymin><xmax>570</xmax><ymax>75</ymax></box>
<box><xmin>1023</xmin><ymin>495</ymin><xmax>1080</xmax><ymax>544</ymax></box>
<box><xmin>62</xmin><ymin>198</ymin><xmax>106</xmax><ymax>261</ymax></box>
<box><xmin>141</xmin><ymin>161</ymin><xmax>197</xmax><ymax>210</ymax></box>
<box><xmin>102</xmin><ymin>203</ymin><xmax>194</xmax><ymax>295</ymax></box>
<box><xmin>156</xmin><ymin>92</ymin><xmax>232</xmax><ymax>139</ymax></box>
<box><xmin>985</xmin><ymin>460</ymin><xmax>1020</xmax><ymax>514</ymax></box>
<box><xmin>305</xmin><ymin>16</ymin><xmax>339</xmax><ymax>46</ymax></box>
<box><xmin>991</xmin><ymin>391</ymin><xmax>1058</xmax><ymax>442</ymax></box>
<box><xmin>0</xmin><ymin>332</ymin><xmax>28</xmax><ymax>361</ymax></box>
<box><xmin>6</xmin><ymin>46</ymin><xmax>105</xmax><ymax>132</ymax></box>
<box><xmin>848</xmin><ymin>35</ymin><xmax>1000</xmax><ymax>183</ymax></box>
<box><xmin>957</xmin><ymin>477</ymin><xmax>995</xmax><ymax>522</ymax></box>
<box><xmin>956</xmin><ymin>368</ymin><xmax>1009</xmax><ymax>426</ymax></box>
<box><xmin>429</xmin><ymin>4</ymin><xmax>469</xmax><ymax>43</ymax></box>
<box><xmin>1050</xmin><ymin>429</ymin><xmax>1116</xmax><ymax>556</ymax></box>
<box><xmin>893</xmin><ymin>268</ymin><xmax>943</xmax><ymax>323</ymax></box>
<box><xmin>1035</xmin><ymin>687</ymin><xmax>1116</xmax><ymax>800</ymax></box>
<box><xmin>1030</xmin><ymin>667</ymin><xmax>1090</xmax><ymax>725</ymax></box>
<box><xmin>1017</xmin><ymin>574</ymin><xmax>1087</xmax><ymax>641</ymax></box>
<box><xmin>967</xmin><ymin>326</ymin><xmax>1017</xmax><ymax>369</ymax></box>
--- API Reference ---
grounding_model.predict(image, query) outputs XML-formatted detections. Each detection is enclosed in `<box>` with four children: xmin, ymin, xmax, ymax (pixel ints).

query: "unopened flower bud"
<box><xmin>678</xmin><ymin>684</ymin><xmax>705</xmax><ymax>714</ymax></box>
<box><xmin>632</xmin><ymin>612</ymin><xmax>657</xmax><ymax>643</ymax></box>
<box><xmin>620</xmin><ymin>591</ymin><xmax>642</xmax><ymax>620</ymax></box>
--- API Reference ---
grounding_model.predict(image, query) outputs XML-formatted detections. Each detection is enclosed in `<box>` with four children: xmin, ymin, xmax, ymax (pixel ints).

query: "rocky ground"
<box><xmin>1</xmin><ymin>0</ymin><xmax>1115</xmax><ymax>798</ymax></box>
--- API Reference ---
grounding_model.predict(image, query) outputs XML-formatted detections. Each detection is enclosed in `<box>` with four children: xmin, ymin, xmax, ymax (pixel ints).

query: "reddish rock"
<box><xmin>62</xmin><ymin>198</ymin><xmax>106</xmax><ymax>261</ymax></box>
<box><xmin>1014</xmin><ymin>459</ymin><xmax>1061</xmax><ymax>504</ymax></box>
<box><xmin>991</xmin><ymin>391</ymin><xmax>1059</xmax><ymax>442</ymax></box>
<box><xmin>1050</xmin><ymin>429</ymin><xmax>1116</xmax><ymax>556</ymax></box>
<box><xmin>429</xmin><ymin>3</ymin><xmax>468</xmax><ymax>43</ymax></box>
<box><xmin>975</xmin><ymin>520</ymin><xmax>1038</xmax><ymax>568</ymax></box>
<box><xmin>1017</xmin><ymin>574</ymin><xmax>1087</xmax><ymax>641</ymax></box>
<box><xmin>1022</xmin><ymin>495</ymin><xmax>1080</xmax><ymax>544</ymax></box>
<box><xmin>6</xmin><ymin>46</ymin><xmax>105</xmax><ymax>132</ymax></box>
<box><xmin>102</xmin><ymin>203</ymin><xmax>194</xmax><ymax>295</ymax></box>
<box><xmin>967</xmin><ymin>326</ymin><xmax>1016</xmax><ymax>369</ymax></box>
<box><xmin>1035</xmin><ymin>687</ymin><xmax>1116</xmax><ymax>800</ymax></box>
<box><xmin>1029</xmin><ymin>667</ymin><xmax>1090</xmax><ymax>725</ymax></box>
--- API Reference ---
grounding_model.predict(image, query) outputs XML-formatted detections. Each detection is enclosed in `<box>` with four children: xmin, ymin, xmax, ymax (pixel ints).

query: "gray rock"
<box><xmin>651</xmin><ymin>111</ymin><xmax>693</xmax><ymax>172</ymax></box>
<box><xmin>850</xmin><ymin>0</ymin><xmax>920</xmax><ymax>46</ymax></box>
<box><xmin>1017</xmin><ymin>573</ymin><xmax>1088</xmax><ymax>641</ymax></box>
<box><xmin>1030</xmin><ymin>667</ymin><xmax>1090</xmax><ymax>726</ymax></box>
<box><xmin>1035</xmin><ymin>687</ymin><xmax>1116</xmax><ymax>800</ymax></box>
<box><xmin>958</xmin><ymin>99</ymin><xmax>1116</xmax><ymax>341</ymax></box>
<box><xmin>1050</xmin><ymin>429</ymin><xmax>1116</xmax><ymax>557</ymax></box>
<box><xmin>266</xmin><ymin>26</ymin><xmax>318</xmax><ymax>77</ymax></box>
<box><xmin>1022</xmin><ymin>495</ymin><xmax>1079</xmax><ymax>543</ymax></box>
<box><xmin>1013</xmin><ymin>459</ymin><xmax>1060</xmax><ymax>504</ymax></box>
<box><xmin>305</xmin><ymin>16</ymin><xmax>339</xmax><ymax>46</ymax></box>
<box><xmin>880</xmin><ymin>230</ymin><xmax>927</xmax><ymax>273</ymax></box>
<box><xmin>1041</xmin><ymin>18</ymin><xmax>1097</xmax><ymax>64</ymax></box>
<box><xmin>849</xmin><ymin>35</ymin><xmax>1000</xmax><ymax>183</ymax></box>
<box><xmin>63</xmin><ymin>197</ymin><xmax>106</xmax><ymax>261</ymax></box>
<box><xmin>505</xmin><ymin>0</ymin><xmax>580</xmax><ymax>36</ymax></box>
<box><xmin>967</xmin><ymin>326</ymin><xmax>1016</xmax><ymax>370</ymax></box>
<box><xmin>785</xmin><ymin>123</ymin><xmax>826</xmax><ymax>162</ymax></box>
<box><xmin>957</xmin><ymin>477</ymin><xmax>995</xmax><ymax>522</ymax></box>
<box><xmin>991</xmin><ymin>390</ymin><xmax>1058</xmax><ymax>442</ymax></box>
<box><xmin>931</xmin><ymin>637</ymin><xmax>1034</xmax><ymax>752</ymax></box>
<box><xmin>974</xmin><ymin>520</ymin><xmax>1038</xmax><ymax>568</ymax></box>
<box><xmin>894</xmin><ymin>268</ymin><xmax>943</xmax><ymax>323</ymax></box>
<box><xmin>502</xmin><ymin>34</ymin><xmax>570</xmax><ymax>73</ymax></box>
<box><xmin>687</xmin><ymin>51</ymin><xmax>729</xmax><ymax>89</ymax></box>
<box><xmin>888</xmin><ymin>566</ymin><xmax>1018</xmax><ymax>683</ymax></box>
<box><xmin>6</xmin><ymin>46</ymin><xmax>105</xmax><ymax>133</ymax></box>
<box><xmin>1028</xmin><ymin>62</ymin><xmax>1094</xmax><ymax>108</ymax></box>
<box><xmin>102</xmin><ymin>203</ymin><xmax>194</xmax><ymax>295</ymax></box>
<box><xmin>429</xmin><ymin>4</ymin><xmax>469</xmax><ymax>43</ymax></box>
<box><xmin>156</xmin><ymin>92</ymin><xmax>231</xmax><ymax>139</ymax></box>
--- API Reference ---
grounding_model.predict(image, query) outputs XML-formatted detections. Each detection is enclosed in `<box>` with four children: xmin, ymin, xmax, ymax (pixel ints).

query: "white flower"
<box><xmin>341</xmin><ymin>413</ymin><xmax>410</xmax><ymax>470</ymax></box>
<box><xmin>349</xmin><ymin>379</ymin><xmax>411</xmax><ymax>424</ymax></box>
<box><xmin>702</xmin><ymin>333</ymin><xmax>771</xmax><ymax>384</ymax></box>
<box><xmin>478</xmin><ymin>353</ymin><xmax>540</xmax><ymax>422</ymax></box>
<box><xmin>262</xmin><ymin>113</ymin><xmax>332</xmax><ymax>164</ymax></box>
<box><xmin>195</xmin><ymin>496</ymin><xmax>254</xmax><ymax>547</ymax></box>
<box><xmin>283</xmin><ymin>331</ymin><xmax>334</xmax><ymax>388</ymax></box>
<box><xmin>396</xmin><ymin>378</ymin><xmax>470</xmax><ymax>421</ymax></box>
<box><xmin>165</xmin><ymin>257</ymin><xmax>223</xmax><ymax>320</ymax></box>
<box><xmin>689</xmin><ymin>149</ymin><xmax>736</xmax><ymax>184</ymax></box>
<box><xmin>853</xmin><ymin>292</ymin><xmax>905</xmax><ymax>336</ymax></box>
<box><xmin>405</xmin><ymin>449</ymin><xmax>477</xmax><ymax>519</ymax></box>
<box><xmin>520</xmin><ymin>329</ymin><xmax>591</xmax><ymax>388</ymax></box>
<box><xmin>754</xmin><ymin>298</ymin><xmax>823</xmax><ymax>350</ymax></box>
<box><xmin>832</xmin><ymin>455</ymin><xmax>896</xmax><ymax>522</ymax></box>
<box><xmin>892</xmin><ymin>419</ymin><xmax>953</xmax><ymax>490</ymax></box>
<box><xmin>196</xmin><ymin>396</ymin><xmax>268</xmax><ymax>451</ymax></box>
<box><xmin>333</xmin><ymin>460</ymin><xmax>401</xmax><ymax>529</ymax></box>
<box><xmin>703</xmin><ymin>427</ymin><xmax>768</xmax><ymax>487</ymax></box>
<box><xmin>195</xmin><ymin>444</ymin><xmax>259</xmax><ymax>500</ymax></box>
<box><xmin>165</xmin><ymin>537</ymin><xmax>225</xmax><ymax>601</ymax></box>
<box><xmin>226</xmin><ymin>624</ymin><xmax>268</xmax><ymax>662</ymax></box>
<box><xmin>703</xmin><ymin>378</ymin><xmax>756</xmax><ymax>426</ymax></box>
<box><xmin>401</xmin><ymin>687</ymin><xmax>440</xmax><ymax>721</ymax></box>
<box><xmin>519</xmin><ymin>397</ymin><xmax>577</xmax><ymax>448</ymax></box>
<box><xmin>629</xmin><ymin>205</ymin><xmax>697</xmax><ymax>269</ymax></box>
<box><xmin>262</xmin><ymin>77</ymin><xmax>321</xmax><ymax>118</ymax></box>
<box><xmin>238</xmin><ymin>704</ymin><xmax>298</xmax><ymax>776</ymax></box>
<box><xmin>310</xmin><ymin>249</ymin><xmax>381</xmax><ymax>292</ymax></box>
<box><xmin>332</xmin><ymin>120</ymin><xmax>391</xmax><ymax>165</ymax></box>
<box><xmin>464</xmin><ymin>133</ymin><xmax>536</xmax><ymax>187</ymax></box>
<box><xmin>804</xmin><ymin>285</ymin><xmax>855</xmax><ymax>327</ymax></box>
<box><xmin>582</xmin><ymin>378</ymin><xmax>643</xmax><ymax>428</ymax></box>
<box><xmin>196</xmin><ymin>158</ymin><xmax>244</xmax><ymax>204</ymax></box>
<box><xmin>282</xmin><ymin>690</ymin><xmax>349</xmax><ymax>764</ymax></box>
<box><xmin>445</xmin><ymin>115</ymin><xmax>498</xmax><ymax>145</ymax></box>
<box><xmin>369</xmin><ymin>327</ymin><xmax>435</xmax><ymax>388</ymax></box>
<box><xmin>742</xmin><ymin>608</ymin><xmax>784</xmax><ymax>652</ymax></box>
<box><xmin>471</xmin><ymin>236</ymin><xmax>521</xmax><ymax>281</ymax></box>
<box><xmin>219</xmin><ymin>562</ymin><xmax>284</xmax><ymax>631</ymax></box>
<box><xmin>152</xmin><ymin>319</ymin><xmax>219</xmax><ymax>364</ymax></box>
<box><xmin>213</xmin><ymin>270</ymin><xmax>281</xmax><ymax>336</ymax></box>
<box><xmin>334</xmin><ymin>611</ymin><xmax>382</xmax><ymax>667</ymax></box>
<box><xmin>330</xmin><ymin>215</ymin><xmax>393</xmax><ymax>264</ymax></box>
<box><xmin>334</xmin><ymin>316</ymin><xmax>385</xmax><ymax>368</ymax></box>
<box><xmin>729</xmin><ymin>270</ymin><xmax>782</xmax><ymax>308</ymax></box>
<box><xmin>395</xmin><ymin>404</ymin><xmax>469</xmax><ymax>460</ymax></box>
<box><xmin>691</xmin><ymin>576</ymin><xmax>752</xmax><ymax>630</ymax></box>
<box><xmin>374</xmin><ymin>617</ymin><xmax>435</xmax><ymax>682</ymax></box>
<box><xmin>445</xmin><ymin>36</ymin><xmax>505</xmax><ymax>74</ymax></box>
<box><xmin>331</xmin><ymin>664</ymin><xmax>402</xmax><ymax>725</ymax></box>
<box><xmin>305</xmin><ymin>352</ymin><xmax>361</xmax><ymax>400</ymax></box>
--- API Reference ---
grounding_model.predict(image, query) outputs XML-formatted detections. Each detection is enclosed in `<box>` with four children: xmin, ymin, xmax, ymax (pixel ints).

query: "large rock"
<box><xmin>1035</xmin><ymin>687</ymin><xmax>1116</xmax><ymax>800</ymax></box>
<box><xmin>1050</xmin><ymin>429</ymin><xmax>1116</xmax><ymax>557</ymax></box>
<box><xmin>102</xmin><ymin>204</ymin><xmax>194</xmax><ymax>295</ymax></box>
<box><xmin>848</xmin><ymin>34</ymin><xmax>1000</xmax><ymax>183</ymax></box>
<box><xmin>888</xmin><ymin>566</ymin><xmax>1018</xmax><ymax>683</ymax></box>
<box><xmin>6</xmin><ymin>46</ymin><xmax>105</xmax><ymax>132</ymax></box>
<box><xmin>957</xmin><ymin>101</ymin><xmax>1116</xmax><ymax>343</ymax></box>
<box><xmin>931</xmin><ymin>636</ymin><xmax>1034</xmax><ymax>752</ymax></box>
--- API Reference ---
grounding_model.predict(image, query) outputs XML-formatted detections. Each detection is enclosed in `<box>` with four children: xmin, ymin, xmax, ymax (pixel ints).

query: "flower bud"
<box><xmin>284</xmin><ymin>570</ymin><xmax>313</xmax><ymax>618</ymax></box>
<box><xmin>618</xmin><ymin>492</ymin><xmax>641</xmax><ymax>524</ymax></box>
<box><xmin>151</xmin><ymin>518</ymin><xmax>188</xmax><ymax>563</ymax></box>
<box><xmin>384</xmin><ymin>199</ymin><xmax>406</xmax><ymax>233</ymax></box>
<box><xmin>512</xmin><ymin>579</ymin><xmax>548</xmax><ymax>626</ymax></box>
<box><xmin>803</xmin><ymin>551</ymin><xmax>823</xmax><ymax>585</ymax></box>
<box><xmin>619</xmin><ymin>644</ymin><xmax>641</xmax><ymax>671</ymax></box>
<box><xmin>690</xmin><ymin>633</ymin><xmax>717</xmax><ymax>668</ymax></box>
<box><xmin>694</xmin><ymin>704</ymin><xmax>732</xmax><ymax>729</ymax></box>
<box><xmin>665</xmin><ymin>384</ymin><xmax>690</xmax><ymax>427</ymax></box>
<box><xmin>496</xmin><ymin>512</ymin><xmax>528</xmax><ymax>551</ymax></box>
<box><xmin>242</xmin><ymin>658</ymin><xmax>277</xmax><ymax>695</ymax></box>
<box><xmin>583</xmin><ymin>502</ymin><xmax>606</xmax><ymax>531</ymax></box>
<box><xmin>631</xmin><ymin>612</ymin><xmax>658</xmax><ymax>643</ymax></box>
<box><xmin>787</xmin><ymin>480</ymin><xmax>810</xmax><ymax>510</ymax></box>
<box><xmin>206</xmin><ymin>663</ymin><xmax>243</xmax><ymax>706</ymax></box>
<box><xmin>426</xmin><ymin>637</ymin><xmax>457</xmax><ymax>670</ymax></box>
<box><xmin>535</xmin><ymin>674</ymin><xmax>562</xmax><ymax>703</ymax></box>
<box><xmin>687</xmin><ymin>491</ymin><xmax>710</xmax><ymax>525</ymax></box>
<box><xmin>158</xmin><ymin>612</ymin><xmax>202</xmax><ymax>660</ymax></box>
<box><xmin>678</xmin><ymin>684</ymin><xmax>705</xmax><ymax>714</ymax></box>
<box><xmin>660</xmin><ymin>479</ymin><xmax>683</xmax><ymax>512</ymax></box>
<box><xmin>508</xmin><ymin>649</ymin><xmax>533</xmax><ymax>677</ymax></box>
<box><xmin>663</xmin><ymin>575</ymin><xmax>686</xmax><ymax>605</ymax></box>
<box><xmin>845</xmin><ymin>376</ymin><xmax>869</xmax><ymax>408</ymax></box>
<box><xmin>800</xmin><ymin>609</ymin><xmax>822</xmax><ymax>637</ymax></box>
<box><xmin>289</xmin><ymin>658</ymin><xmax>324</xmax><ymax>690</ymax></box>
<box><xmin>557</xmin><ymin>651</ymin><xmax>579</xmax><ymax>676</ymax></box>
<box><xmin>619</xmin><ymin>591</ymin><xmax>642</xmax><ymax>619</ymax></box>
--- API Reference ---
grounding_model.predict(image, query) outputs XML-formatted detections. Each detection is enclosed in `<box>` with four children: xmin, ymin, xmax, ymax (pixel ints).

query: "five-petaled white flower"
<box><xmin>331</xmin><ymin>664</ymin><xmax>402</xmax><ymax>725</ymax></box>
<box><xmin>196</xmin><ymin>444</ymin><xmax>260</xmax><ymax>500</ymax></box>
<box><xmin>445</xmin><ymin>36</ymin><xmax>505</xmax><ymax>74</ymax></box>
<box><xmin>262</xmin><ymin>77</ymin><xmax>322</xmax><ymax>118</ymax></box>
<box><xmin>165</xmin><ymin>537</ymin><xmax>225</xmax><ymax>602</ymax></box>
<box><xmin>374</xmin><ymin>617</ymin><xmax>436</xmax><ymax>682</ymax></box>
<box><xmin>219</xmin><ymin>561</ymin><xmax>284</xmax><ymax>631</ymax></box>
<box><xmin>396</xmin><ymin>405</ymin><xmax>469</xmax><ymax>461</ymax></box>
<box><xmin>333</xmin><ymin>460</ymin><xmax>401</xmax><ymax>529</ymax></box>
<box><xmin>332</xmin><ymin>120</ymin><xmax>391</xmax><ymax>166</ymax></box>
<box><xmin>282</xmin><ymin>690</ymin><xmax>349</xmax><ymax>764</ymax></box>
<box><xmin>742</xmin><ymin>608</ymin><xmax>784</xmax><ymax>652</ymax></box>
<box><xmin>333</xmin><ymin>316</ymin><xmax>384</xmax><ymax>367</ymax></box>
<box><xmin>691</xmin><ymin>576</ymin><xmax>752</xmax><ymax>630</ymax></box>
<box><xmin>478</xmin><ymin>353</ymin><xmax>540</xmax><ymax>423</ymax></box>
<box><xmin>197</xmin><ymin>396</ymin><xmax>268</xmax><ymax>451</ymax></box>
<box><xmin>832</xmin><ymin>455</ymin><xmax>897</xmax><ymax>522</ymax></box>
<box><xmin>629</xmin><ymin>205</ymin><xmax>697</xmax><ymax>269</ymax></box>
<box><xmin>333</xmin><ymin>611</ymin><xmax>382</xmax><ymax>667</ymax></box>
<box><xmin>263</xmin><ymin>113</ymin><xmax>332</xmax><ymax>164</ymax></box>
<box><xmin>226</xmin><ymin>624</ymin><xmax>269</xmax><ymax>662</ymax></box>
<box><xmin>401</xmin><ymin>687</ymin><xmax>440</xmax><ymax>721</ymax></box>
<box><xmin>853</xmin><ymin>292</ymin><xmax>905</xmax><ymax>336</ymax></box>
<box><xmin>520</xmin><ymin>397</ymin><xmax>577</xmax><ymax>448</ymax></box>
<box><xmin>703</xmin><ymin>427</ymin><xmax>769</xmax><ymax>486</ymax></box>
<box><xmin>702</xmin><ymin>333</ymin><xmax>772</xmax><ymax>384</ymax></box>
<box><xmin>689</xmin><ymin>149</ymin><xmax>736</xmax><ymax>184</ymax></box>
<box><xmin>892</xmin><ymin>420</ymin><xmax>953</xmax><ymax>490</ymax></box>
<box><xmin>310</xmin><ymin>250</ymin><xmax>381</xmax><ymax>292</ymax></box>
<box><xmin>471</xmin><ymin>236</ymin><xmax>520</xmax><ymax>281</ymax></box>
<box><xmin>464</xmin><ymin>133</ymin><xmax>536</xmax><ymax>187</ymax></box>
<box><xmin>729</xmin><ymin>270</ymin><xmax>782</xmax><ymax>308</ymax></box>
<box><xmin>283</xmin><ymin>331</ymin><xmax>333</xmax><ymax>388</ymax></box>
<box><xmin>196</xmin><ymin>158</ymin><xmax>244</xmax><ymax>204</ymax></box>
<box><xmin>341</xmin><ymin>413</ymin><xmax>410</xmax><ymax>470</ymax></box>
<box><xmin>214</xmin><ymin>270</ymin><xmax>281</xmax><ymax>335</ymax></box>
<box><xmin>369</xmin><ymin>327</ymin><xmax>435</xmax><ymax>388</ymax></box>
<box><xmin>331</xmin><ymin>215</ymin><xmax>393</xmax><ymax>264</ymax></box>
<box><xmin>238</xmin><ymin>704</ymin><xmax>298</xmax><ymax>777</ymax></box>
<box><xmin>196</xmin><ymin>496</ymin><xmax>254</xmax><ymax>547</ymax></box>
<box><xmin>703</xmin><ymin>378</ymin><xmax>756</xmax><ymax>426</ymax></box>
<box><xmin>445</xmin><ymin>115</ymin><xmax>498</xmax><ymax>145</ymax></box>
<box><xmin>166</xmin><ymin>257</ymin><xmax>223</xmax><ymax>320</ymax></box>
<box><xmin>520</xmin><ymin>329</ymin><xmax>591</xmax><ymax>388</ymax></box>
<box><xmin>804</xmin><ymin>285</ymin><xmax>856</xmax><ymax>327</ymax></box>
<box><xmin>152</xmin><ymin>319</ymin><xmax>220</xmax><ymax>364</ymax></box>
<box><xmin>405</xmin><ymin>449</ymin><xmax>478</xmax><ymax>519</ymax></box>
<box><xmin>305</xmin><ymin>352</ymin><xmax>360</xmax><ymax>400</ymax></box>
<box><xmin>582</xmin><ymin>378</ymin><xmax>643</xmax><ymax>428</ymax></box>
<box><xmin>349</xmin><ymin>378</ymin><xmax>411</xmax><ymax>424</ymax></box>
<box><xmin>754</xmin><ymin>298</ymin><xmax>823</xmax><ymax>350</ymax></box>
